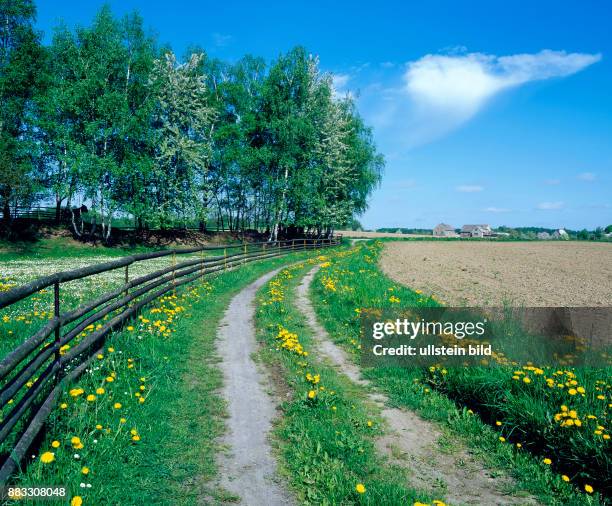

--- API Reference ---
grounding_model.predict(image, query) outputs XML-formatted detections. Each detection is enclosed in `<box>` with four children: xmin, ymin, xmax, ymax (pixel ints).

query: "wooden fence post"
<box><xmin>200</xmin><ymin>248</ymin><xmax>204</xmax><ymax>284</ymax></box>
<box><xmin>172</xmin><ymin>252</ymin><xmax>176</xmax><ymax>292</ymax></box>
<box><xmin>53</xmin><ymin>281</ymin><xmax>61</xmax><ymax>382</ymax></box>
<box><xmin>124</xmin><ymin>265</ymin><xmax>129</xmax><ymax>299</ymax></box>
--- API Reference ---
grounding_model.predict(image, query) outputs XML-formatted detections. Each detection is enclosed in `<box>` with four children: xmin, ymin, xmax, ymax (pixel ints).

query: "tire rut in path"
<box><xmin>216</xmin><ymin>268</ymin><xmax>294</xmax><ymax>506</ymax></box>
<box><xmin>296</xmin><ymin>267</ymin><xmax>535</xmax><ymax>506</ymax></box>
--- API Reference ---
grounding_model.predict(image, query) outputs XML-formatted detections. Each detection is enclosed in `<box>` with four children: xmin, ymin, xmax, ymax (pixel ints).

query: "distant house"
<box><xmin>460</xmin><ymin>224</ymin><xmax>492</xmax><ymax>238</ymax></box>
<box><xmin>552</xmin><ymin>229</ymin><xmax>569</xmax><ymax>240</ymax></box>
<box><xmin>433</xmin><ymin>223</ymin><xmax>458</xmax><ymax>237</ymax></box>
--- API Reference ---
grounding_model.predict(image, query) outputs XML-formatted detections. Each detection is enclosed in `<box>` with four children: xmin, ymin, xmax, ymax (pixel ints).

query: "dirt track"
<box><xmin>380</xmin><ymin>241</ymin><xmax>612</xmax><ymax>306</ymax></box>
<box><xmin>216</xmin><ymin>268</ymin><xmax>294</xmax><ymax>505</ymax></box>
<box><xmin>296</xmin><ymin>267</ymin><xmax>533</xmax><ymax>505</ymax></box>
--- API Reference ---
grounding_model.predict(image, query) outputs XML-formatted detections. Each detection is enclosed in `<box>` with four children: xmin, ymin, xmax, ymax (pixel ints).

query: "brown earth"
<box><xmin>380</xmin><ymin>241</ymin><xmax>612</xmax><ymax>307</ymax></box>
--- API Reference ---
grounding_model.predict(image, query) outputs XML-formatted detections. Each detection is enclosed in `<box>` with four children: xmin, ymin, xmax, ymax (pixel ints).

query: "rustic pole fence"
<box><xmin>0</xmin><ymin>236</ymin><xmax>342</xmax><ymax>483</ymax></box>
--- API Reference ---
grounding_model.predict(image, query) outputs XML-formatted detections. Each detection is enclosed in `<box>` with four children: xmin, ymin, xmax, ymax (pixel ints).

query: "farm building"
<box><xmin>433</xmin><ymin>223</ymin><xmax>458</xmax><ymax>237</ymax></box>
<box><xmin>552</xmin><ymin>229</ymin><xmax>569</xmax><ymax>239</ymax></box>
<box><xmin>460</xmin><ymin>224</ymin><xmax>492</xmax><ymax>238</ymax></box>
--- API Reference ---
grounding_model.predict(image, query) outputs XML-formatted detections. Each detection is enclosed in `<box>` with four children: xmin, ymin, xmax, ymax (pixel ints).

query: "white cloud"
<box><xmin>537</xmin><ymin>201</ymin><xmax>564</xmax><ymax>210</ymax></box>
<box><xmin>212</xmin><ymin>33</ymin><xmax>232</xmax><ymax>47</ymax></box>
<box><xmin>402</xmin><ymin>50</ymin><xmax>601</xmax><ymax>143</ymax></box>
<box><xmin>332</xmin><ymin>73</ymin><xmax>351</xmax><ymax>99</ymax></box>
<box><xmin>485</xmin><ymin>207</ymin><xmax>511</xmax><ymax>213</ymax></box>
<box><xmin>456</xmin><ymin>185</ymin><xmax>484</xmax><ymax>193</ymax></box>
<box><xmin>577</xmin><ymin>172</ymin><xmax>596</xmax><ymax>181</ymax></box>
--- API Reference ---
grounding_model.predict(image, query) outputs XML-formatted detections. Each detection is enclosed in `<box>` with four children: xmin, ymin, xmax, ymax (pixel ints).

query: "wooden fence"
<box><xmin>0</xmin><ymin>236</ymin><xmax>341</xmax><ymax>483</ymax></box>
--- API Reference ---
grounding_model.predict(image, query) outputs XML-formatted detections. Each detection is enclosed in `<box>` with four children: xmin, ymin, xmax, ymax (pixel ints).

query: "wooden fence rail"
<box><xmin>0</xmin><ymin>236</ymin><xmax>341</xmax><ymax>483</ymax></box>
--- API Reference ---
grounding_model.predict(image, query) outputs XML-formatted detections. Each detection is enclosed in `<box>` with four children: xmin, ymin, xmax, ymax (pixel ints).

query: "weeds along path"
<box><xmin>296</xmin><ymin>266</ymin><xmax>533</xmax><ymax>506</ymax></box>
<box><xmin>216</xmin><ymin>268</ymin><xmax>294</xmax><ymax>506</ymax></box>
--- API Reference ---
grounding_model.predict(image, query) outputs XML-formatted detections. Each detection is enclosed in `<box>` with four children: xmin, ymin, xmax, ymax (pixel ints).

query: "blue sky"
<box><xmin>36</xmin><ymin>1</ymin><xmax>612</xmax><ymax>230</ymax></box>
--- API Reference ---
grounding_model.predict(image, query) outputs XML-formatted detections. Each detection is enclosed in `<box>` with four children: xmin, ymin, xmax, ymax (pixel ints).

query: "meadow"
<box><xmin>0</xmin><ymin>239</ymin><xmax>207</xmax><ymax>358</ymax></box>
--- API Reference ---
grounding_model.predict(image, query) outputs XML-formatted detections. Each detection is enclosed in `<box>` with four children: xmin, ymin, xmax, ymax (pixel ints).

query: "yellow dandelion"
<box><xmin>40</xmin><ymin>452</ymin><xmax>55</xmax><ymax>464</ymax></box>
<box><xmin>355</xmin><ymin>483</ymin><xmax>366</xmax><ymax>494</ymax></box>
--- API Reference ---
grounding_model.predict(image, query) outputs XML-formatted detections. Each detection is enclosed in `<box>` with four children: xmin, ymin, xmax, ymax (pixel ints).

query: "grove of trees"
<box><xmin>0</xmin><ymin>1</ymin><xmax>383</xmax><ymax>241</ymax></box>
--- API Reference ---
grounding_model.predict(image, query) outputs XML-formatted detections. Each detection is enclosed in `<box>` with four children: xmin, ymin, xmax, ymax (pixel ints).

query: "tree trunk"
<box><xmin>55</xmin><ymin>198</ymin><xmax>62</xmax><ymax>224</ymax></box>
<box><xmin>269</xmin><ymin>166</ymin><xmax>289</xmax><ymax>242</ymax></box>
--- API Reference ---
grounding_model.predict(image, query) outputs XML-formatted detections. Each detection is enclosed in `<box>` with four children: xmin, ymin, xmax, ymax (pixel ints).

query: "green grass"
<box><xmin>5</xmin><ymin>248</ymin><xmax>328</xmax><ymax>505</ymax></box>
<box><xmin>309</xmin><ymin>241</ymin><xmax>607</xmax><ymax>505</ymax></box>
<box><xmin>254</xmin><ymin>254</ymin><xmax>445</xmax><ymax>505</ymax></box>
<box><xmin>0</xmin><ymin>236</ymin><xmax>162</xmax><ymax>262</ymax></box>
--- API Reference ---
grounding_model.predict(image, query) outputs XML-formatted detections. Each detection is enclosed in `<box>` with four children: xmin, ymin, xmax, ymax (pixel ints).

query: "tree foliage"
<box><xmin>0</xmin><ymin>4</ymin><xmax>383</xmax><ymax>241</ymax></box>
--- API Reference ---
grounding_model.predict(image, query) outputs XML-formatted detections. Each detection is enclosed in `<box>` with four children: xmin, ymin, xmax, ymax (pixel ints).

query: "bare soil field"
<box><xmin>380</xmin><ymin>241</ymin><xmax>612</xmax><ymax>306</ymax></box>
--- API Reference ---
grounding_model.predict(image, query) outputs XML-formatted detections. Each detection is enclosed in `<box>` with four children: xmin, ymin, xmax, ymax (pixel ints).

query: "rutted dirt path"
<box><xmin>296</xmin><ymin>267</ymin><xmax>535</xmax><ymax>506</ymax></box>
<box><xmin>216</xmin><ymin>268</ymin><xmax>294</xmax><ymax>506</ymax></box>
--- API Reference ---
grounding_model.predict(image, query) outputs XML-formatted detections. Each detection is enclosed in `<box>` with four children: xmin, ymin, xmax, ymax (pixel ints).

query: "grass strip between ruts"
<box><xmin>255</xmin><ymin>253</ymin><xmax>448</xmax><ymax>505</ymax></box>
